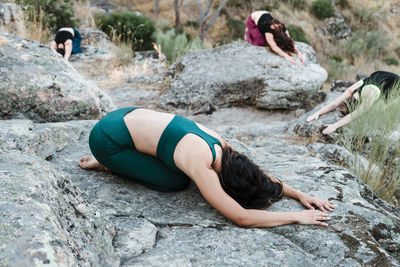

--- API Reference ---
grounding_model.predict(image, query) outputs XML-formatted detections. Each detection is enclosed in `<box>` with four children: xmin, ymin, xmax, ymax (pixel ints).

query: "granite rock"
<box><xmin>161</xmin><ymin>41</ymin><xmax>327</xmax><ymax>111</ymax></box>
<box><xmin>0</xmin><ymin>32</ymin><xmax>115</xmax><ymax>122</ymax></box>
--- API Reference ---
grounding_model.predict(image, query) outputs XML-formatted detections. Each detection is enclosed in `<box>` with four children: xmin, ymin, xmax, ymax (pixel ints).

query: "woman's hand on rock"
<box><xmin>322</xmin><ymin>124</ymin><xmax>337</xmax><ymax>135</ymax></box>
<box><xmin>296</xmin><ymin>210</ymin><xmax>331</xmax><ymax>227</ymax></box>
<box><xmin>298</xmin><ymin>53</ymin><xmax>305</xmax><ymax>65</ymax></box>
<box><xmin>306</xmin><ymin>113</ymin><xmax>319</xmax><ymax>122</ymax></box>
<box><xmin>299</xmin><ymin>194</ymin><xmax>335</xmax><ymax>212</ymax></box>
<box><xmin>285</xmin><ymin>55</ymin><xmax>296</xmax><ymax>64</ymax></box>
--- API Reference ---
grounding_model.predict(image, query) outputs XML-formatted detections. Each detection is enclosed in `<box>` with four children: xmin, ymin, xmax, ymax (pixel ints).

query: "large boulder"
<box><xmin>0</xmin><ymin>3</ymin><xmax>24</xmax><ymax>36</ymax></box>
<box><xmin>161</xmin><ymin>41</ymin><xmax>327</xmax><ymax>111</ymax></box>
<box><xmin>1</xmin><ymin>109</ymin><xmax>399</xmax><ymax>265</ymax></box>
<box><xmin>0</xmin><ymin>32</ymin><xmax>114</xmax><ymax>122</ymax></box>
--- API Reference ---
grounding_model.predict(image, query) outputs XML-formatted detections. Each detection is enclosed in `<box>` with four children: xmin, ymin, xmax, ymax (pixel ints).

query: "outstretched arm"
<box><xmin>193</xmin><ymin>166</ymin><xmax>331</xmax><ymax>228</ymax></box>
<box><xmin>265</xmin><ymin>33</ymin><xmax>295</xmax><ymax>64</ymax></box>
<box><xmin>63</xmin><ymin>39</ymin><xmax>73</xmax><ymax>61</ymax></box>
<box><xmin>322</xmin><ymin>85</ymin><xmax>380</xmax><ymax>134</ymax></box>
<box><xmin>306</xmin><ymin>80</ymin><xmax>364</xmax><ymax>122</ymax></box>
<box><xmin>286</xmin><ymin>30</ymin><xmax>305</xmax><ymax>65</ymax></box>
<box><xmin>269</xmin><ymin>174</ymin><xmax>335</xmax><ymax>213</ymax></box>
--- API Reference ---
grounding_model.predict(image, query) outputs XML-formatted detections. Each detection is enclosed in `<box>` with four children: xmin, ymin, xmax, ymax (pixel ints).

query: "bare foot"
<box><xmin>79</xmin><ymin>155</ymin><xmax>102</xmax><ymax>169</ymax></box>
<box><xmin>79</xmin><ymin>155</ymin><xmax>112</xmax><ymax>173</ymax></box>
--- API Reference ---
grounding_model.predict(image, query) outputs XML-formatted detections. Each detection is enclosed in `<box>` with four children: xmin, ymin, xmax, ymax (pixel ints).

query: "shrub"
<box><xmin>184</xmin><ymin>20</ymin><xmax>199</xmax><ymax>29</ymax></box>
<box><xmin>15</xmin><ymin>0</ymin><xmax>78</xmax><ymax>31</ymax></box>
<box><xmin>354</xmin><ymin>8</ymin><xmax>374</xmax><ymax>23</ymax></box>
<box><xmin>153</xmin><ymin>29</ymin><xmax>205</xmax><ymax>64</ymax></box>
<box><xmin>286</xmin><ymin>25</ymin><xmax>309</xmax><ymax>44</ymax></box>
<box><xmin>395</xmin><ymin>47</ymin><xmax>400</xmax><ymax>58</ymax></box>
<box><xmin>226</xmin><ymin>17</ymin><xmax>246</xmax><ymax>41</ymax></box>
<box><xmin>310</xmin><ymin>0</ymin><xmax>335</xmax><ymax>19</ymax></box>
<box><xmin>327</xmin><ymin>58</ymin><xmax>348</xmax><ymax>80</ymax></box>
<box><xmin>226</xmin><ymin>0</ymin><xmax>252</xmax><ymax>9</ymax></box>
<box><xmin>282</xmin><ymin>0</ymin><xmax>307</xmax><ymax>10</ymax></box>
<box><xmin>335</xmin><ymin>0</ymin><xmax>349</xmax><ymax>9</ymax></box>
<box><xmin>344</xmin><ymin>31</ymin><xmax>389</xmax><ymax>61</ymax></box>
<box><xmin>384</xmin><ymin>58</ymin><xmax>399</xmax><ymax>66</ymax></box>
<box><xmin>336</xmin><ymin>82</ymin><xmax>400</xmax><ymax>202</ymax></box>
<box><xmin>261</xmin><ymin>2</ymin><xmax>280</xmax><ymax>11</ymax></box>
<box><xmin>98</xmin><ymin>12</ymin><xmax>156</xmax><ymax>51</ymax></box>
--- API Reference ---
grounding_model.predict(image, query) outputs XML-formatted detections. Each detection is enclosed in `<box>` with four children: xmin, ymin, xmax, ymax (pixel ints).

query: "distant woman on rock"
<box><xmin>79</xmin><ymin>107</ymin><xmax>334</xmax><ymax>228</ymax></box>
<box><xmin>307</xmin><ymin>71</ymin><xmax>399</xmax><ymax>134</ymax></box>
<box><xmin>50</xmin><ymin>27</ymin><xmax>82</xmax><ymax>61</ymax></box>
<box><xmin>245</xmin><ymin>11</ymin><xmax>305</xmax><ymax>65</ymax></box>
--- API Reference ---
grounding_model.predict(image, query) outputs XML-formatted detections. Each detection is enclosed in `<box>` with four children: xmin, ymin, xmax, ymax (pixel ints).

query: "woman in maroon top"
<box><xmin>245</xmin><ymin>11</ymin><xmax>305</xmax><ymax>65</ymax></box>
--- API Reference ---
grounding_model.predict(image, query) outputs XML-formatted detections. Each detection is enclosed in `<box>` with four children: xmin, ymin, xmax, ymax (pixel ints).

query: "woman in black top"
<box><xmin>307</xmin><ymin>71</ymin><xmax>399</xmax><ymax>134</ymax></box>
<box><xmin>249</xmin><ymin>11</ymin><xmax>305</xmax><ymax>65</ymax></box>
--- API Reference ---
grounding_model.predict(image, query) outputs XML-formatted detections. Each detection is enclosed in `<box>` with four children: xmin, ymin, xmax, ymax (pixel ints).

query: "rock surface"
<box><xmin>323</xmin><ymin>13</ymin><xmax>352</xmax><ymax>40</ymax></box>
<box><xmin>2</xmin><ymin>113</ymin><xmax>399</xmax><ymax>266</ymax></box>
<box><xmin>0</xmin><ymin>32</ymin><xmax>114</xmax><ymax>122</ymax></box>
<box><xmin>1</xmin><ymin>30</ymin><xmax>400</xmax><ymax>266</ymax></box>
<box><xmin>161</xmin><ymin>41</ymin><xmax>327</xmax><ymax>111</ymax></box>
<box><xmin>0</xmin><ymin>3</ymin><xmax>24</xmax><ymax>36</ymax></box>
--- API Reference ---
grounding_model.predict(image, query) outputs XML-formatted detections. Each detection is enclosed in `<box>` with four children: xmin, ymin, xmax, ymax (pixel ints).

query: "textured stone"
<box><xmin>0</xmin><ymin>32</ymin><xmax>115</xmax><ymax>122</ymax></box>
<box><xmin>0</xmin><ymin>150</ymin><xmax>118</xmax><ymax>266</ymax></box>
<box><xmin>324</xmin><ymin>13</ymin><xmax>352</xmax><ymax>39</ymax></box>
<box><xmin>161</xmin><ymin>41</ymin><xmax>327</xmax><ymax>111</ymax></box>
<box><xmin>289</xmin><ymin>91</ymin><xmax>342</xmax><ymax>140</ymax></box>
<box><xmin>0</xmin><ymin>3</ymin><xmax>24</xmax><ymax>36</ymax></box>
<box><xmin>79</xmin><ymin>27</ymin><xmax>115</xmax><ymax>49</ymax></box>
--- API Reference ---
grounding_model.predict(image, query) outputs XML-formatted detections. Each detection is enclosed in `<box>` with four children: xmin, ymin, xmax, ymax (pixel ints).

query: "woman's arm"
<box><xmin>322</xmin><ymin>85</ymin><xmax>380</xmax><ymax>134</ymax></box>
<box><xmin>50</xmin><ymin>41</ymin><xmax>57</xmax><ymax>50</ymax></box>
<box><xmin>306</xmin><ymin>81</ymin><xmax>363</xmax><ymax>122</ymax></box>
<box><xmin>285</xmin><ymin>30</ymin><xmax>305</xmax><ymax>65</ymax></box>
<box><xmin>193</xmin><ymin>166</ymin><xmax>331</xmax><ymax>228</ymax></box>
<box><xmin>63</xmin><ymin>39</ymin><xmax>73</xmax><ymax>61</ymax></box>
<box><xmin>265</xmin><ymin>33</ymin><xmax>295</xmax><ymax>64</ymax></box>
<box><xmin>268</xmin><ymin>174</ymin><xmax>335</xmax><ymax>212</ymax></box>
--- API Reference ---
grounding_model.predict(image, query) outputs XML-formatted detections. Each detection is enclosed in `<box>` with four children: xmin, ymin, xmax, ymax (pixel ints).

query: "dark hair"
<box><xmin>218</xmin><ymin>147</ymin><xmax>283</xmax><ymax>209</ymax></box>
<box><xmin>56</xmin><ymin>48</ymin><xmax>65</xmax><ymax>57</ymax></box>
<box><xmin>270</xmin><ymin>19</ymin><xmax>295</xmax><ymax>55</ymax></box>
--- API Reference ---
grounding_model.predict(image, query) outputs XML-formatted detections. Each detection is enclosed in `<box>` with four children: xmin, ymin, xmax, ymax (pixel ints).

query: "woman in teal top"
<box><xmin>79</xmin><ymin>107</ymin><xmax>334</xmax><ymax>228</ymax></box>
<box><xmin>307</xmin><ymin>71</ymin><xmax>399</xmax><ymax>134</ymax></box>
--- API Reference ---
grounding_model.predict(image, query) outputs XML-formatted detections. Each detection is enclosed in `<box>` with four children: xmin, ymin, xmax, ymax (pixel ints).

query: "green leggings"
<box><xmin>88</xmin><ymin>107</ymin><xmax>190</xmax><ymax>192</ymax></box>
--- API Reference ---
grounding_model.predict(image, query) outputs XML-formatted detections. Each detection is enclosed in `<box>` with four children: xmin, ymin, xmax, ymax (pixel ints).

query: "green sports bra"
<box><xmin>157</xmin><ymin>115</ymin><xmax>222</xmax><ymax>173</ymax></box>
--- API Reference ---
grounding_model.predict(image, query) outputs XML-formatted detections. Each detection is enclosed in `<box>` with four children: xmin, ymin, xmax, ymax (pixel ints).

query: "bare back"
<box><xmin>123</xmin><ymin>109</ymin><xmax>226</xmax><ymax>176</ymax></box>
<box><xmin>251</xmin><ymin>11</ymin><xmax>269</xmax><ymax>25</ymax></box>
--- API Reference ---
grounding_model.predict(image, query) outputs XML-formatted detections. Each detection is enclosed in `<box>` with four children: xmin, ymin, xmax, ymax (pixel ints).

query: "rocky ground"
<box><xmin>1</xmin><ymin>16</ymin><xmax>400</xmax><ymax>266</ymax></box>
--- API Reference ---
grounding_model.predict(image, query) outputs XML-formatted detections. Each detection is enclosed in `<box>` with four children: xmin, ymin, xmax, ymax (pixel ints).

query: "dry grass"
<box><xmin>23</xmin><ymin>9</ymin><xmax>51</xmax><ymax>43</ymax></box>
<box><xmin>73</xmin><ymin>1</ymin><xmax>98</xmax><ymax>28</ymax></box>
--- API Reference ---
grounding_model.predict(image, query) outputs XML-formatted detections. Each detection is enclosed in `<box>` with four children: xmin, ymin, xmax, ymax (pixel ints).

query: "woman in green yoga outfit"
<box><xmin>79</xmin><ymin>107</ymin><xmax>335</xmax><ymax>228</ymax></box>
<box><xmin>307</xmin><ymin>71</ymin><xmax>399</xmax><ymax>135</ymax></box>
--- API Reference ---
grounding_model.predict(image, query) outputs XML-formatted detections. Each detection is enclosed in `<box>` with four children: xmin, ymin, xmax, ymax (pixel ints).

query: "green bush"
<box><xmin>15</xmin><ymin>0</ymin><xmax>78</xmax><ymax>31</ymax></box>
<box><xmin>226</xmin><ymin>17</ymin><xmax>245</xmax><ymax>41</ymax></box>
<box><xmin>336</xmin><ymin>82</ymin><xmax>400</xmax><ymax>202</ymax></box>
<box><xmin>310</xmin><ymin>0</ymin><xmax>335</xmax><ymax>19</ymax></box>
<box><xmin>344</xmin><ymin>31</ymin><xmax>389</xmax><ymax>61</ymax></box>
<box><xmin>226</xmin><ymin>0</ymin><xmax>252</xmax><ymax>9</ymax></box>
<box><xmin>384</xmin><ymin>58</ymin><xmax>399</xmax><ymax>66</ymax></box>
<box><xmin>354</xmin><ymin>8</ymin><xmax>374</xmax><ymax>23</ymax></box>
<box><xmin>395</xmin><ymin>47</ymin><xmax>400</xmax><ymax>57</ymax></box>
<box><xmin>184</xmin><ymin>20</ymin><xmax>199</xmax><ymax>29</ymax></box>
<box><xmin>327</xmin><ymin>58</ymin><xmax>348</xmax><ymax>80</ymax></box>
<box><xmin>286</xmin><ymin>25</ymin><xmax>309</xmax><ymax>44</ymax></box>
<box><xmin>98</xmin><ymin>12</ymin><xmax>156</xmax><ymax>51</ymax></box>
<box><xmin>260</xmin><ymin>2</ymin><xmax>280</xmax><ymax>11</ymax></box>
<box><xmin>282</xmin><ymin>0</ymin><xmax>307</xmax><ymax>9</ymax></box>
<box><xmin>153</xmin><ymin>29</ymin><xmax>205</xmax><ymax>64</ymax></box>
<box><xmin>335</xmin><ymin>0</ymin><xmax>349</xmax><ymax>9</ymax></box>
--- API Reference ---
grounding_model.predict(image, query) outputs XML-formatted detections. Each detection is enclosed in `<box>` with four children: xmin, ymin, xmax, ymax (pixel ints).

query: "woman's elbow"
<box><xmin>232</xmin><ymin>212</ymin><xmax>252</xmax><ymax>228</ymax></box>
